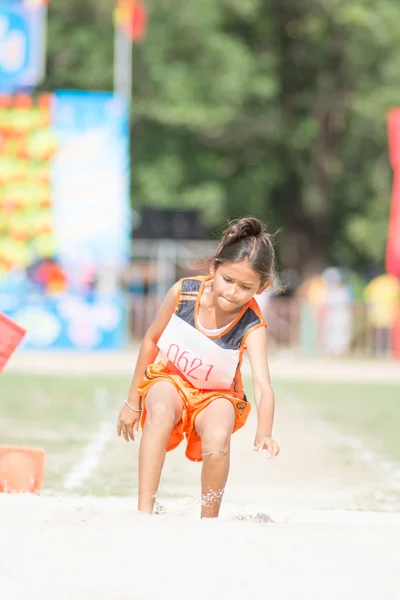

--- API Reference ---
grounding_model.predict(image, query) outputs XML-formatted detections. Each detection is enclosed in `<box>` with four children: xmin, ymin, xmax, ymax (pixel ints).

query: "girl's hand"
<box><xmin>253</xmin><ymin>436</ymin><xmax>280</xmax><ymax>459</ymax></box>
<box><xmin>117</xmin><ymin>401</ymin><xmax>142</xmax><ymax>442</ymax></box>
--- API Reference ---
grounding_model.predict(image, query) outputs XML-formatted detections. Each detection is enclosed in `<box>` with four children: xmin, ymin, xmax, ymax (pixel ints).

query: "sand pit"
<box><xmin>1</xmin><ymin>493</ymin><xmax>399</xmax><ymax>600</ymax></box>
<box><xmin>2</xmin><ymin>392</ymin><xmax>400</xmax><ymax>599</ymax></box>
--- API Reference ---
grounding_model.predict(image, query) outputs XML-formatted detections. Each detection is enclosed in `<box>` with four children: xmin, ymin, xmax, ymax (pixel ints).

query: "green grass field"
<box><xmin>0</xmin><ymin>374</ymin><xmax>130</xmax><ymax>494</ymax></box>
<box><xmin>274</xmin><ymin>379</ymin><xmax>400</xmax><ymax>462</ymax></box>
<box><xmin>1</xmin><ymin>373</ymin><xmax>399</xmax><ymax>496</ymax></box>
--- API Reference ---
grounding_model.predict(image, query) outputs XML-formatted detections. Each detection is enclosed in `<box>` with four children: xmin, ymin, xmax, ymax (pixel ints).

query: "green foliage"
<box><xmin>41</xmin><ymin>0</ymin><xmax>400</xmax><ymax>273</ymax></box>
<box><xmin>43</xmin><ymin>0</ymin><xmax>114</xmax><ymax>91</ymax></box>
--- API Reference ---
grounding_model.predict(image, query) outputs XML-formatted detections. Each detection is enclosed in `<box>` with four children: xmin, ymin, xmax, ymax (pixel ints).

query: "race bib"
<box><xmin>156</xmin><ymin>314</ymin><xmax>239</xmax><ymax>390</ymax></box>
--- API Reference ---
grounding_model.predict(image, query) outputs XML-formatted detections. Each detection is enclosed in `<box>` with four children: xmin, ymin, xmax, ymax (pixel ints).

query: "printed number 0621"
<box><xmin>167</xmin><ymin>345</ymin><xmax>214</xmax><ymax>381</ymax></box>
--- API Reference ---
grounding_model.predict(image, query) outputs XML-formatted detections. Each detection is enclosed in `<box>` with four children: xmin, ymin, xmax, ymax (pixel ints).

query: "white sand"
<box><xmin>1</xmin><ymin>493</ymin><xmax>399</xmax><ymax>600</ymax></box>
<box><xmin>2</xmin><ymin>383</ymin><xmax>400</xmax><ymax>600</ymax></box>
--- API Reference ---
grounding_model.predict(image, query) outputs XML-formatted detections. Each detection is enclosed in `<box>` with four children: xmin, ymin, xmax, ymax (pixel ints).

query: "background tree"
<box><xmin>40</xmin><ymin>0</ymin><xmax>400</xmax><ymax>274</ymax></box>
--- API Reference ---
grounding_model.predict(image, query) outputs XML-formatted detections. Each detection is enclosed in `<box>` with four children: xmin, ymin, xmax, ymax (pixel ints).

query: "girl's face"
<box><xmin>211</xmin><ymin>261</ymin><xmax>269</xmax><ymax>312</ymax></box>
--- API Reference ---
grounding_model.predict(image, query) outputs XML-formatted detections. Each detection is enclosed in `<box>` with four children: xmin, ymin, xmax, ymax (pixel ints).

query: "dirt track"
<box><xmin>5</xmin><ymin>347</ymin><xmax>400</xmax><ymax>382</ymax></box>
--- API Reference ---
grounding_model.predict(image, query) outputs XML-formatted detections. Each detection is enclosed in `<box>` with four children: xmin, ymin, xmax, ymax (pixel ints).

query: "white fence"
<box><xmin>126</xmin><ymin>294</ymin><xmax>400</xmax><ymax>360</ymax></box>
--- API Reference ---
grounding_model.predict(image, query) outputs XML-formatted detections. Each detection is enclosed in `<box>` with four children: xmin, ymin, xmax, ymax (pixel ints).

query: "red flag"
<box><xmin>129</xmin><ymin>2</ymin><xmax>147</xmax><ymax>41</ymax></box>
<box><xmin>0</xmin><ymin>313</ymin><xmax>26</xmax><ymax>374</ymax></box>
<box><xmin>387</xmin><ymin>110</ymin><xmax>400</xmax><ymax>278</ymax></box>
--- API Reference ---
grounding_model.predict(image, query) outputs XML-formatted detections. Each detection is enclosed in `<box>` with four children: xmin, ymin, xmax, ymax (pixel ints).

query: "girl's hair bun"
<box><xmin>214</xmin><ymin>216</ymin><xmax>277</xmax><ymax>286</ymax></box>
<box><xmin>231</xmin><ymin>217</ymin><xmax>264</xmax><ymax>238</ymax></box>
<box><xmin>218</xmin><ymin>217</ymin><xmax>265</xmax><ymax>251</ymax></box>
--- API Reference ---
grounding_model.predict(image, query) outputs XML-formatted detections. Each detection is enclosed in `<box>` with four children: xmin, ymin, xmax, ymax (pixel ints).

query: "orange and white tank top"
<box><xmin>156</xmin><ymin>276</ymin><xmax>266</xmax><ymax>393</ymax></box>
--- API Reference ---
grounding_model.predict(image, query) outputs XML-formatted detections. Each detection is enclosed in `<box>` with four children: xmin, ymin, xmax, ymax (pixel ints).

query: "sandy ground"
<box><xmin>1</xmin><ymin>350</ymin><xmax>400</xmax><ymax>599</ymax></box>
<box><xmin>1</xmin><ymin>493</ymin><xmax>399</xmax><ymax>600</ymax></box>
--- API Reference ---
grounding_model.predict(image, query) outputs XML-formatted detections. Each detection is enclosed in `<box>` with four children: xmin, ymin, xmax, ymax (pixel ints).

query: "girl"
<box><xmin>117</xmin><ymin>217</ymin><xmax>280</xmax><ymax>518</ymax></box>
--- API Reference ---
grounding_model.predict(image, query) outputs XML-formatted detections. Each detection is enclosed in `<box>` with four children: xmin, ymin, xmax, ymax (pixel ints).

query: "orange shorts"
<box><xmin>138</xmin><ymin>362</ymin><xmax>251</xmax><ymax>462</ymax></box>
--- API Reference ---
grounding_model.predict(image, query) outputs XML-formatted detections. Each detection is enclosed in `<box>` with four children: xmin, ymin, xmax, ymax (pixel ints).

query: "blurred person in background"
<box><xmin>255</xmin><ymin>269</ymin><xmax>299</xmax><ymax>352</ymax></box>
<box><xmin>364</xmin><ymin>273</ymin><xmax>400</xmax><ymax>357</ymax></box>
<box><xmin>321</xmin><ymin>267</ymin><xmax>353</xmax><ymax>357</ymax></box>
<box><xmin>297</xmin><ymin>272</ymin><xmax>327</xmax><ymax>356</ymax></box>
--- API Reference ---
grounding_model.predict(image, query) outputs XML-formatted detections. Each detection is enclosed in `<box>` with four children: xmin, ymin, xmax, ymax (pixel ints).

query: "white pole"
<box><xmin>38</xmin><ymin>4</ymin><xmax>48</xmax><ymax>84</ymax></box>
<box><xmin>113</xmin><ymin>24</ymin><xmax>133</xmax><ymax>115</ymax></box>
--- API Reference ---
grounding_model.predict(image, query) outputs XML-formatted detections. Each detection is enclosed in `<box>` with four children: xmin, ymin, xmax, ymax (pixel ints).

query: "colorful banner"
<box><xmin>386</xmin><ymin>110</ymin><xmax>400</xmax><ymax>279</ymax></box>
<box><xmin>0</xmin><ymin>93</ymin><xmax>57</xmax><ymax>278</ymax></box>
<box><xmin>2</xmin><ymin>294</ymin><xmax>127</xmax><ymax>350</ymax></box>
<box><xmin>0</xmin><ymin>1</ymin><xmax>47</xmax><ymax>92</ymax></box>
<box><xmin>0</xmin><ymin>90</ymin><xmax>131</xmax><ymax>350</ymax></box>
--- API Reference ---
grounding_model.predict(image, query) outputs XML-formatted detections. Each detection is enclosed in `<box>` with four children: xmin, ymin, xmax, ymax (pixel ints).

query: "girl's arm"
<box><xmin>245</xmin><ymin>326</ymin><xmax>280</xmax><ymax>458</ymax></box>
<box><xmin>118</xmin><ymin>282</ymin><xmax>180</xmax><ymax>441</ymax></box>
<box><xmin>126</xmin><ymin>281</ymin><xmax>180</xmax><ymax>408</ymax></box>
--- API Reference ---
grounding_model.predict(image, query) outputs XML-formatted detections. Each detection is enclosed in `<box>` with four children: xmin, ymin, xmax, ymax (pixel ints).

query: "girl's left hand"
<box><xmin>253</xmin><ymin>436</ymin><xmax>280</xmax><ymax>459</ymax></box>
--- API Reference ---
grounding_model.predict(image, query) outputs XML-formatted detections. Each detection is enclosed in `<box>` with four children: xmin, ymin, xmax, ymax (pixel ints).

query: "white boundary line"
<box><xmin>339</xmin><ymin>433</ymin><xmax>400</xmax><ymax>490</ymax></box>
<box><xmin>63</xmin><ymin>420</ymin><xmax>115</xmax><ymax>491</ymax></box>
<box><xmin>279</xmin><ymin>391</ymin><xmax>400</xmax><ymax>494</ymax></box>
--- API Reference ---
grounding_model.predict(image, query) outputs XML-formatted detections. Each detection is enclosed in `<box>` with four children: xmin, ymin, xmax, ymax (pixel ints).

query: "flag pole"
<box><xmin>113</xmin><ymin>23</ymin><xmax>133</xmax><ymax>118</ymax></box>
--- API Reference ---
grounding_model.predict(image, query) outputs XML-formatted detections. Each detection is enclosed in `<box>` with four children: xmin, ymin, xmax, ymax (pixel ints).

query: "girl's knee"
<box><xmin>146</xmin><ymin>401</ymin><xmax>177</xmax><ymax>428</ymax></box>
<box><xmin>145</xmin><ymin>383</ymin><xmax>182</xmax><ymax>429</ymax></box>
<box><xmin>201</xmin><ymin>428</ymin><xmax>231</xmax><ymax>456</ymax></box>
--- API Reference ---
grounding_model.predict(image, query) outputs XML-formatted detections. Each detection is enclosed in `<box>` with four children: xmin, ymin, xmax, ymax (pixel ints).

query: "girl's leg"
<box><xmin>194</xmin><ymin>398</ymin><xmax>236</xmax><ymax>519</ymax></box>
<box><xmin>138</xmin><ymin>382</ymin><xmax>183</xmax><ymax>514</ymax></box>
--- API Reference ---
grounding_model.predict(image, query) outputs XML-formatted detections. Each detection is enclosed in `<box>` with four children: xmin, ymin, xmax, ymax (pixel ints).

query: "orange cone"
<box><xmin>0</xmin><ymin>447</ymin><xmax>46</xmax><ymax>493</ymax></box>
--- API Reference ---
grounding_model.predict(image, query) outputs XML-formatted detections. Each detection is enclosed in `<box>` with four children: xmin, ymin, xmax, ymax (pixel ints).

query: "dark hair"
<box><xmin>214</xmin><ymin>217</ymin><xmax>277</xmax><ymax>286</ymax></box>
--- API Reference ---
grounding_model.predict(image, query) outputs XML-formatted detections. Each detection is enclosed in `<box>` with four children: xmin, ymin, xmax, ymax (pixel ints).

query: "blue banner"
<box><xmin>0</xmin><ymin>1</ymin><xmax>47</xmax><ymax>92</ymax></box>
<box><xmin>51</xmin><ymin>91</ymin><xmax>131</xmax><ymax>271</ymax></box>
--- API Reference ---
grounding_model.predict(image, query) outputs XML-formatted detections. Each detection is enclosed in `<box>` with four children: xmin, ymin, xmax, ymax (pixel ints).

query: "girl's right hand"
<box><xmin>117</xmin><ymin>402</ymin><xmax>142</xmax><ymax>442</ymax></box>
